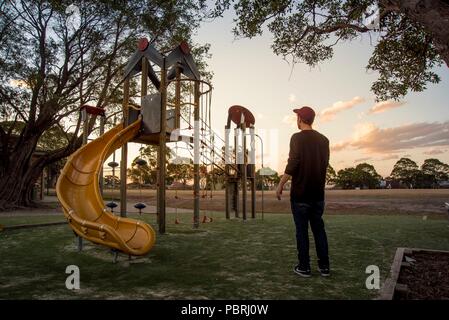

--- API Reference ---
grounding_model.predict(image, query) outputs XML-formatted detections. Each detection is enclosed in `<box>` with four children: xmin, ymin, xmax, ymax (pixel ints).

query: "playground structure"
<box><xmin>56</xmin><ymin>38</ymin><xmax>258</xmax><ymax>257</ymax></box>
<box><xmin>224</xmin><ymin>105</ymin><xmax>256</xmax><ymax>220</ymax></box>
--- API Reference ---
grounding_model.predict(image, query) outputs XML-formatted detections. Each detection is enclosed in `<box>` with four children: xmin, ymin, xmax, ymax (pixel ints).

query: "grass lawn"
<box><xmin>0</xmin><ymin>215</ymin><xmax>65</xmax><ymax>227</ymax></box>
<box><xmin>0</xmin><ymin>212</ymin><xmax>448</xmax><ymax>299</ymax></box>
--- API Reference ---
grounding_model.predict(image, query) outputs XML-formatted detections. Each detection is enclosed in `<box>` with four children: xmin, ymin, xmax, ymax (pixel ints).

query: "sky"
<box><xmin>188</xmin><ymin>8</ymin><xmax>449</xmax><ymax>177</ymax></box>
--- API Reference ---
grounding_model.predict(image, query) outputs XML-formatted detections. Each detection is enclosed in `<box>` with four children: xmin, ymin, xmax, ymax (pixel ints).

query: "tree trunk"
<box><xmin>386</xmin><ymin>0</ymin><xmax>449</xmax><ymax>67</ymax></box>
<box><xmin>0</xmin><ymin>135</ymin><xmax>41</xmax><ymax>209</ymax></box>
<box><xmin>0</xmin><ymin>109</ymin><xmax>96</xmax><ymax>210</ymax></box>
<box><xmin>0</xmin><ymin>130</ymin><xmax>83</xmax><ymax>211</ymax></box>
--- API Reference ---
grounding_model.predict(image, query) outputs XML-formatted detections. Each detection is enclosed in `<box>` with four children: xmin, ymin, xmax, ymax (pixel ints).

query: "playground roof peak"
<box><xmin>123</xmin><ymin>38</ymin><xmax>201</xmax><ymax>84</ymax></box>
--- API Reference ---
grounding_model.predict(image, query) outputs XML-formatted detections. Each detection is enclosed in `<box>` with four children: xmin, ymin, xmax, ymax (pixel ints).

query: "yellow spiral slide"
<box><xmin>56</xmin><ymin>118</ymin><xmax>156</xmax><ymax>256</ymax></box>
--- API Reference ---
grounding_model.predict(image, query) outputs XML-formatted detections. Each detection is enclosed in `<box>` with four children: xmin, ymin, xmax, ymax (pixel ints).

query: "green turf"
<box><xmin>0</xmin><ymin>215</ymin><xmax>65</xmax><ymax>226</ymax></box>
<box><xmin>0</xmin><ymin>212</ymin><xmax>448</xmax><ymax>299</ymax></box>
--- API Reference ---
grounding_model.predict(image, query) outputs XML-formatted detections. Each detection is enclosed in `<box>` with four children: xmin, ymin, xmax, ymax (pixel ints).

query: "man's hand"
<box><xmin>276</xmin><ymin>173</ymin><xmax>291</xmax><ymax>201</ymax></box>
<box><xmin>276</xmin><ymin>184</ymin><xmax>283</xmax><ymax>200</ymax></box>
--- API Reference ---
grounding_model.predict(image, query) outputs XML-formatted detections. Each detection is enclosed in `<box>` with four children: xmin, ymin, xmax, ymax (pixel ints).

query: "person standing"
<box><xmin>276</xmin><ymin>106</ymin><xmax>330</xmax><ymax>277</ymax></box>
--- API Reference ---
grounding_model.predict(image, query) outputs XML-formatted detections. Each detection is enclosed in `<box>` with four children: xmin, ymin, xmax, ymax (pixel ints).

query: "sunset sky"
<box><xmin>191</xmin><ymin>8</ymin><xmax>449</xmax><ymax>177</ymax></box>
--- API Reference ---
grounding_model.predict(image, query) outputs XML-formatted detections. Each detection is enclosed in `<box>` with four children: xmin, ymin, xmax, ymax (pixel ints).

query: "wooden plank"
<box><xmin>378</xmin><ymin>247</ymin><xmax>405</xmax><ymax>300</ymax></box>
<box><xmin>409</xmin><ymin>247</ymin><xmax>449</xmax><ymax>254</ymax></box>
<box><xmin>394</xmin><ymin>283</ymin><xmax>409</xmax><ymax>299</ymax></box>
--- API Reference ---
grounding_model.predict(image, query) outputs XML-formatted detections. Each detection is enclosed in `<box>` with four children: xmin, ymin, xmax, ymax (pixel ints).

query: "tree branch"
<box><xmin>0</xmin><ymin>88</ymin><xmax>28</xmax><ymax>122</ymax></box>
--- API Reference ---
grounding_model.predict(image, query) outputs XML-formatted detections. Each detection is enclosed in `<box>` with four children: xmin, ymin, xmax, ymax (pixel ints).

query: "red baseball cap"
<box><xmin>293</xmin><ymin>106</ymin><xmax>315</xmax><ymax>124</ymax></box>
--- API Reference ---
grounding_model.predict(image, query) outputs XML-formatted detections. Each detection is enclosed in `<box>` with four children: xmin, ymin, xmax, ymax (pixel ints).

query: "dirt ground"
<box><xmin>108</xmin><ymin>189</ymin><xmax>449</xmax><ymax>216</ymax></box>
<box><xmin>397</xmin><ymin>251</ymin><xmax>449</xmax><ymax>299</ymax></box>
<box><xmin>2</xmin><ymin>189</ymin><xmax>447</xmax><ymax>217</ymax></box>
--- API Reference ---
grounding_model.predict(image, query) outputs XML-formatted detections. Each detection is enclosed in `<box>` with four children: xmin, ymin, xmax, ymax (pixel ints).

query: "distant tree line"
<box><xmin>122</xmin><ymin>155</ymin><xmax>448</xmax><ymax>191</ymax></box>
<box><xmin>326</xmin><ymin>157</ymin><xmax>449</xmax><ymax>190</ymax></box>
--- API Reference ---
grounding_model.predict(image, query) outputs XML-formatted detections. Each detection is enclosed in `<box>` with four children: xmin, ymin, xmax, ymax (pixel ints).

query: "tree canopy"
<box><xmin>212</xmin><ymin>0</ymin><xmax>449</xmax><ymax>101</ymax></box>
<box><xmin>390</xmin><ymin>157</ymin><xmax>419</xmax><ymax>187</ymax></box>
<box><xmin>421</xmin><ymin>158</ymin><xmax>449</xmax><ymax>182</ymax></box>
<box><xmin>389</xmin><ymin>157</ymin><xmax>449</xmax><ymax>188</ymax></box>
<box><xmin>0</xmin><ymin>0</ymin><xmax>210</xmax><ymax>209</ymax></box>
<box><xmin>334</xmin><ymin>162</ymin><xmax>381</xmax><ymax>189</ymax></box>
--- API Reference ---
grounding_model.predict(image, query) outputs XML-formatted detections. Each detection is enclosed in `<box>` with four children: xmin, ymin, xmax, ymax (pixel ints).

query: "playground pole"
<box><xmin>241</xmin><ymin>120</ymin><xmax>247</xmax><ymax>221</ymax></box>
<box><xmin>175</xmin><ymin>66</ymin><xmax>181</xmax><ymax>129</ymax></box>
<box><xmin>193</xmin><ymin>81</ymin><xmax>200</xmax><ymax>228</ymax></box>
<box><xmin>120</xmin><ymin>77</ymin><xmax>130</xmax><ymax>217</ymax></box>
<box><xmin>250</xmin><ymin>126</ymin><xmax>256</xmax><ymax>219</ymax></box>
<box><xmin>99</xmin><ymin>116</ymin><xmax>105</xmax><ymax>195</ymax></box>
<box><xmin>79</xmin><ymin>107</ymin><xmax>88</xmax><ymax>251</ymax></box>
<box><xmin>158</xmin><ymin>58</ymin><xmax>167</xmax><ymax>234</ymax></box>
<box><xmin>224</xmin><ymin>124</ymin><xmax>231</xmax><ymax>219</ymax></box>
<box><xmin>234</xmin><ymin>128</ymin><xmax>240</xmax><ymax>218</ymax></box>
<box><xmin>82</xmin><ymin>108</ymin><xmax>88</xmax><ymax>145</ymax></box>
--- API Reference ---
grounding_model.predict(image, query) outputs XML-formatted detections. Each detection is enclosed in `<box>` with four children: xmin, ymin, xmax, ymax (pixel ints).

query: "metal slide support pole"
<box><xmin>158</xmin><ymin>58</ymin><xmax>167</xmax><ymax>234</ymax></box>
<box><xmin>193</xmin><ymin>81</ymin><xmax>200</xmax><ymax>228</ymax></box>
<box><xmin>120</xmin><ymin>77</ymin><xmax>130</xmax><ymax>217</ymax></box>
<box><xmin>78</xmin><ymin>236</ymin><xmax>83</xmax><ymax>252</ymax></box>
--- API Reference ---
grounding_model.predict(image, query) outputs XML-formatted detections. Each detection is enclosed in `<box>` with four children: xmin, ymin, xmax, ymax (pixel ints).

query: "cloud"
<box><xmin>289</xmin><ymin>94</ymin><xmax>296</xmax><ymax>103</ymax></box>
<box><xmin>330</xmin><ymin>141</ymin><xmax>350</xmax><ymax>152</ymax></box>
<box><xmin>423</xmin><ymin>149</ymin><xmax>447</xmax><ymax>155</ymax></box>
<box><xmin>319</xmin><ymin>96</ymin><xmax>365</xmax><ymax>122</ymax></box>
<box><xmin>354</xmin><ymin>157</ymin><xmax>372</xmax><ymax>163</ymax></box>
<box><xmin>380</xmin><ymin>154</ymin><xmax>399</xmax><ymax>161</ymax></box>
<box><xmin>331</xmin><ymin>121</ymin><xmax>449</xmax><ymax>154</ymax></box>
<box><xmin>368</xmin><ymin>101</ymin><xmax>406</xmax><ymax>114</ymax></box>
<box><xmin>282</xmin><ymin>114</ymin><xmax>297</xmax><ymax>128</ymax></box>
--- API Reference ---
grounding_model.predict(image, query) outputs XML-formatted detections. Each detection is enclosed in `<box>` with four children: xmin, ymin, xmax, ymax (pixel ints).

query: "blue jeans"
<box><xmin>291</xmin><ymin>201</ymin><xmax>329</xmax><ymax>270</ymax></box>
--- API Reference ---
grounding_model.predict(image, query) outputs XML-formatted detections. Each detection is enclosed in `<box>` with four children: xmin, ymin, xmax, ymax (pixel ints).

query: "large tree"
<box><xmin>335</xmin><ymin>162</ymin><xmax>381</xmax><ymax>189</ymax></box>
<box><xmin>335</xmin><ymin>167</ymin><xmax>357</xmax><ymax>189</ymax></box>
<box><xmin>421</xmin><ymin>158</ymin><xmax>449</xmax><ymax>183</ymax></box>
<box><xmin>390</xmin><ymin>157</ymin><xmax>419</xmax><ymax>187</ymax></box>
<box><xmin>326</xmin><ymin>164</ymin><xmax>337</xmax><ymax>184</ymax></box>
<box><xmin>0</xmin><ymin>0</ymin><xmax>209</xmax><ymax>209</ymax></box>
<box><xmin>167</xmin><ymin>161</ymin><xmax>194</xmax><ymax>187</ymax></box>
<box><xmin>212</xmin><ymin>0</ymin><xmax>448</xmax><ymax>100</ymax></box>
<box><xmin>354</xmin><ymin>162</ymin><xmax>382</xmax><ymax>189</ymax></box>
<box><xmin>127</xmin><ymin>145</ymin><xmax>172</xmax><ymax>185</ymax></box>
